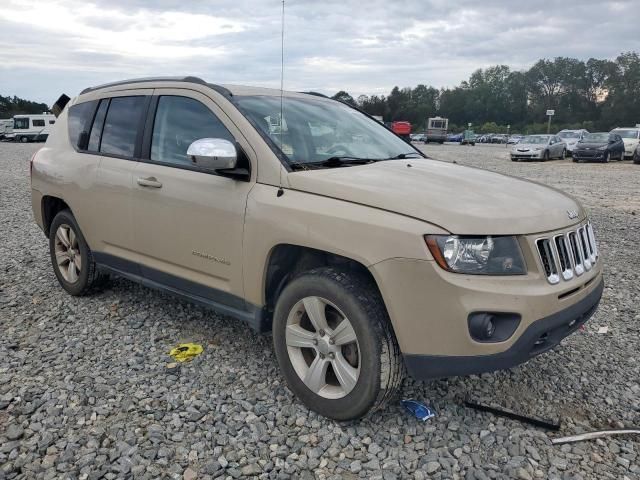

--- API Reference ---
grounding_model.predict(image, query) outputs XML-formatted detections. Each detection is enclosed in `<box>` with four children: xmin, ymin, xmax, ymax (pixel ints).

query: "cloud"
<box><xmin>0</xmin><ymin>0</ymin><xmax>638</xmax><ymax>104</ymax></box>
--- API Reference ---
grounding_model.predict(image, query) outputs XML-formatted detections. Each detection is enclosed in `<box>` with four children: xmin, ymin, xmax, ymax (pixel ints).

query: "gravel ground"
<box><xmin>1</xmin><ymin>141</ymin><xmax>639</xmax><ymax>480</ymax></box>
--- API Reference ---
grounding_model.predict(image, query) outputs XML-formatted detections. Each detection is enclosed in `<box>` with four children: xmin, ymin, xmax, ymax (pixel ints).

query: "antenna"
<box><xmin>278</xmin><ymin>0</ymin><xmax>285</xmax><ymax>194</ymax></box>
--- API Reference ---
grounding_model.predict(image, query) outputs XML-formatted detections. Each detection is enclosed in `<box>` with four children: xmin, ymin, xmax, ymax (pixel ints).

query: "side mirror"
<box><xmin>187</xmin><ymin>138</ymin><xmax>237</xmax><ymax>173</ymax></box>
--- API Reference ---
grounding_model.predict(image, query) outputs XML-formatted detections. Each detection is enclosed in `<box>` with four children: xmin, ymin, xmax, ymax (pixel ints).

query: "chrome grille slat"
<box><xmin>537</xmin><ymin>222</ymin><xmax>597</xmax><ymax>284</ymax></box>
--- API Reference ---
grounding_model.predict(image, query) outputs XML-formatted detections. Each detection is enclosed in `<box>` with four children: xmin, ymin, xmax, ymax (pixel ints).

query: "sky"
<box><xmin>0</xmin><ymin>0</ymin><xmax>638</xmax><ymax>104</ymax></box>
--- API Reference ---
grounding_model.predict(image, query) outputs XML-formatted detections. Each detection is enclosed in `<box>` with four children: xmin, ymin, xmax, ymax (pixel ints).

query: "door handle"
<box><xmin>137</xmin><ymin>177</ymin><xmax>162</xmax><ymax>188</ymax></box>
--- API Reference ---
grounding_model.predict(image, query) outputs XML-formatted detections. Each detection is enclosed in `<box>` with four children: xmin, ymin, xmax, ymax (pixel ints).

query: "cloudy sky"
<box><xmin>0</xmin><ymin>0</ymin><xmax>638</xmax><ymax>104</ymax></box>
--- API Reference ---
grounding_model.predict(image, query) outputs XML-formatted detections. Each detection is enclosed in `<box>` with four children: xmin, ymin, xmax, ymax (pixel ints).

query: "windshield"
<box><xmin>235</xmin><ymin>95</ymin><xmax>418</xmax><ymax>165</ymax></box>
<box><xmin>613</xmin><ymin>129</ymin><xmax>639</xmax><ymax>139</ymax></box>
<box><xmin>521</xmin><ymin>135</ymin><xmax>549</xmax><ymax>144</ymax></box>
<box><xmin>583</xmin><ymin>133</ymin><xmax>609</xmax><ymax>142</ymax></box>
<box><xmin>558</xmin><ymin>131</ymin><xmax>580</xmax><ymax>139</ymax></box>
<box><xmin>14</xmin><ymin>118</ymin><xmax>29</xmax><ymax>129</ymax></box>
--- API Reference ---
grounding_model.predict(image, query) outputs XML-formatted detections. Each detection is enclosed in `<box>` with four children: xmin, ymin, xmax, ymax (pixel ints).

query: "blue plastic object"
<box><xmin>401</xmin><ymin>399</ymin><xmax>435</xmax><ymax>421</ymax></box>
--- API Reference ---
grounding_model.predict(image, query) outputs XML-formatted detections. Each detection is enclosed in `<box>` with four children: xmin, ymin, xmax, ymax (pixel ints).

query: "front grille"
<box><xmin>536</xmin><ymin>222</ymin><xmax>598</xmax><ymax>284</ymax></box>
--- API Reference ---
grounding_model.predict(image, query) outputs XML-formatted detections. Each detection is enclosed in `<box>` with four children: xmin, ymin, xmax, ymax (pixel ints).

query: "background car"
<box><xmin>557</xmin><ymin>129</ymin><xmax>588</xmax><ymax>156</ymax></box>
<box><xmin>410</xmin><ymin>133</ymin><xmax>426</xmax><ymax>142</ymax></box>
<box><xmin>610</xmin><ymin>127</ymin><xmax>640</xmax><ymax>159</ymax></box>
<box><xmin>507</xmin><ymin>134</ymin><xmax>524</xmax><ymax>144</ymax></box>
<box><xmin>632</xmin><ymin>143</ymin><xmax>640</xmax><ymax>164</ymax></box>
<box><xmin>447</xmin><ymin>132</ymin><xmax>463</xmax><ymax>142</ymax></box>
<box><xmin>572</xmin><ymin>132</ymin><xmax>625</xmax><ymax>163</ymax></box>
<box><xmin>510</xmin><ymin>134</ymin><xmax>566</xmax><ymax>161</ymax></box>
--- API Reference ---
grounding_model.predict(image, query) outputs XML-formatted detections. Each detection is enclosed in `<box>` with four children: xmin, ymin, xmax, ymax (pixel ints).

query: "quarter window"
<box><xmin>68</xmin><ymin>100</ymin><xmax>98</xmax><ymax>149</ymax></box>
<box><xmin>151</xmin><ymin>96</ymin><xmax>234</xmax><ymax>167</ymax></box>
<box><xmin>100</xmin><ymin>96</ymin><xmax>146</xmax><ymax>158</ymax></box>
<box><xmin>88</xmin><ymin>99</ymin><xmax>109</xmax><ymax>152</ymax></box>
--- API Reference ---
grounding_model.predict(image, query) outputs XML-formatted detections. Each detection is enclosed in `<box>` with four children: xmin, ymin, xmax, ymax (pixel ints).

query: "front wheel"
<box><xmin>542</xmin><ymin>150</ymin><xmax>549</xmax><ymax>161</ymax></box>
<box><xmin>20</xmin><ymin>136</ymin><xmax>28</xmax><ymax>143</ymax></box>
<box><xmin>273</xmin><ymin>268</ymin><xmax>404</xmax><ymax>420</ymax></box>
<box><xmin>602</xmin><ymin>152</ymin><xmax>610</xmax><ymax>163</ymax></box>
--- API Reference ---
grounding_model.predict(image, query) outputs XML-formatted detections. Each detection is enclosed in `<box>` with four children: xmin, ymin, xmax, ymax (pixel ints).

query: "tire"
<box><xmin>572</xmin><ymin>158</ymin><xmax>578</xmax><ymax>163</ymax></box>
<box><xmin>20</xmin><ymin>136</ymin><xmax>28</xmax><ymax>143</ymax></box>
<box><xmin>273</xmin><ymin>267</ymin><xmax>404</xmax><ymax>420</ymax></box>
<box><xmin>619</xmin><ymin>150</ymin><xmax>626</xmax><ymax>161</ymax></box>
<box><xmin>542</xmin><ymin>150</ymin><xmax>549</xmax><ymax>162</ymax></box>
<box><xmin>602</xmin><ymin>152</ymin><xmax>609</xmax><ymax>163</ymax></box>
<box><xmin>49</xmin><ymin>210</ymin><xmax>106</xmax><ymax>296</ymax></box>
<box><xmin>560</xmin><ymin>148</ymin><xmax>566</xmax><ymax>160</ymax></box>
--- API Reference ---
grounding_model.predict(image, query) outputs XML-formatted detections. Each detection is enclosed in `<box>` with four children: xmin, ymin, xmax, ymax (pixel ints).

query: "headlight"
<box><xmin>425</xmin><ymin>235</ymin><xmax>526</xmax><ymax>275</ymax></box>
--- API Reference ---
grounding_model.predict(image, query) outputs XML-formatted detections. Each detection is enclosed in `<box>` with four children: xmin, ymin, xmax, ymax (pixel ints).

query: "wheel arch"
<box><xmin>41</xmin><ymin>195</ymin><xmax>71</xmax><ymax>237</ymax></box>
<box><xmin>262</xmin><ymin>244</ymin><xmax>383</xmax><ymax>329</ymax></box>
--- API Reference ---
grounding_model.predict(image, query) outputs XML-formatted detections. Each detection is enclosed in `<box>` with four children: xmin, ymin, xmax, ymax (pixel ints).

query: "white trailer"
<box><xmin>11</xmin><ymin>113</ymin><xmax>56</xmax><ymax>142</ymax></box>
<box><xmin>0</xmin><ymin>119</ymin><xmax>13</xmax><ymax>140</ymax></box>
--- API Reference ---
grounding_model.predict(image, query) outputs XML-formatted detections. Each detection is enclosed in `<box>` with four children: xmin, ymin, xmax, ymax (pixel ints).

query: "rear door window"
<box><xmin>150</xmin><ymin>95</ymin><xmax>234</xmax><ymax>167</ymax></box>
<box><xmin>68</xmin><ymin>101</ymin><xmax>98</xmax><ymax>149</ymax></box>
<box><xmin>32</xmin><ymin>119</ymin><xmax>45</xmax><ymax>127</ymax></box>
<box><xmin>100</xmin><ymin>96</ymin><xmax>146</xmax><ymax>158</ymax></box>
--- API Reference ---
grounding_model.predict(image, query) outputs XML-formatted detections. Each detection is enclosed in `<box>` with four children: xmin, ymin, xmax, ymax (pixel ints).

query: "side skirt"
<box><xmin>93</xmin><ymin>252</ymin><xmax>269</xmax><ymax>332</ymax></box>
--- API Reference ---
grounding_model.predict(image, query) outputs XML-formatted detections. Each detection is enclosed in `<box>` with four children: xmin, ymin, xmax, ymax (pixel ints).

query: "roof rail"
<box><xmin>80</xmin><ymin>76</ymin><xmax>208</xmax><ymax>95</ymax></box>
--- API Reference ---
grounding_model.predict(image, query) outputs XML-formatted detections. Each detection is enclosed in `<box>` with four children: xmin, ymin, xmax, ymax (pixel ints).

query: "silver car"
<box><xmin>510</xmin><ymin>135</ymin><xmax>567</xmax><ymax>162</ymax></box>
<box><xmin>557</xmin><ymin>129</ymin><xmax>588</xmax><ymax>155</ymax></box>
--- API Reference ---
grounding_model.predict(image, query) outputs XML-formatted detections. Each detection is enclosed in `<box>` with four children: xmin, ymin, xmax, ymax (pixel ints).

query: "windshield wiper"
<box><xmin>383</xmin><ymin>152</ymin><xmax>423</xmax><ymax>160</ymax></box>
<box><xmin>290</xmin><ymin>156</ymin><xmax>377</xmax><ymax>170</ymax></box>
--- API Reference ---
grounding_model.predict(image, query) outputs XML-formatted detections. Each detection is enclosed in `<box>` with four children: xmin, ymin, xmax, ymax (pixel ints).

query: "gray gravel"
<box><xmin>1</xmin><ymin>141</ymin><xmax>639</xmax><ymax>479</ymax></box>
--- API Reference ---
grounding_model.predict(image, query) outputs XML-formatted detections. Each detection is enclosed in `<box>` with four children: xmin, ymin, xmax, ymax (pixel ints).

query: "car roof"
<box><xmin>78</xmin><ymin>76</ymin><xmax>329</xmax><ymax>101</ymax></box>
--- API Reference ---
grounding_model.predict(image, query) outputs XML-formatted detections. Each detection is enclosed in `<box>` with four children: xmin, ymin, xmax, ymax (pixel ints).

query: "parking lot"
<box><xmin>1</xmin><ymin>141</ymin><xmax>638</xmax><ymax>479</ymax></box>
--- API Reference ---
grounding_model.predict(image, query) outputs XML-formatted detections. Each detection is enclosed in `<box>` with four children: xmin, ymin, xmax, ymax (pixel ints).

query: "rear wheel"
<box><xmin>273</xmin><ymin>268</ymin><xmax>404</xmax><ymax>420</ymax></box>
<box><xmin>20</xmin><ymin>136</ymin><xmax>28</xmax><ymax>143</ymax></box>
<box><xmin>49</xmin><ymin>210</ymin><xmax>107</xmax><ymax>296</ymax></box>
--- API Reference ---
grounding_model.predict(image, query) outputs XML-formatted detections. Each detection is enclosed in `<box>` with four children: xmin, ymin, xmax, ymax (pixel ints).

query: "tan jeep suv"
<box><xmin>31</xmin><ymin>77</ymin><xmax>604</xmax><ymax>420</ymax></box>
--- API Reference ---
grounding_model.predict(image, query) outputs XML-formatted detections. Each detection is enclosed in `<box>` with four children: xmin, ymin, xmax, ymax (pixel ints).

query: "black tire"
<box><xmin>542</xmin><ymin>150</ymin><xmax>549</xmax><ymax>161</ymax></box>
<box><xmin>602</xmin><ymin>152</ymin><xmax>609</xmax><ymax>163</ymax></box>
<box><xmin>572</xmin><ymin>158</ymin><xmax>578</xmax><ymax>163</ymax></box>
<box><xmin>20</xmin><ymin>136</ymin><xmax>28</xmax><ymax>143</ymax></box>
<box><xmin>273</xmin><ymin>267</ymin><xmax>404</xmax><ymax>420</ymax></box>
<box><xmin>49</xmin><ymin>210</ymin><xmax>106</xmax><ymax>296</ymax></box>
<box><xmin>560</xmin><ymin>148</ymin><xmax>566</xmax><ymax>160</ymax></box>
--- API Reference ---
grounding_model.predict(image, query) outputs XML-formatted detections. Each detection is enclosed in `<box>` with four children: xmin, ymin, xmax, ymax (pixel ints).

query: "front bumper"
<box><xmin>511</xmin><ymin>151</ymin><xmax>543</xmax><ymax>160</ymax></box>
<box><xmin>573</xmin><ymin>150</ymin><xmax>606</xmax><ymax>161</ymax></box>
<box><xmin>403</xmin><ymin>278</ymin><xmax>603</xmax><ymax>379</ymax></box>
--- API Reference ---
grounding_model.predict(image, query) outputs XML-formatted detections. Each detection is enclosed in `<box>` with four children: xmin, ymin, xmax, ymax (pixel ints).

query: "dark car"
<box><xmin>572</xmin><ymin>132</ymin><xmax>625</xmax><ymax>163</ymax></box>
<box><xmin>634</xmin><ymin>144</ymin><xmax>640</xmax><ymax>164</ymax></box>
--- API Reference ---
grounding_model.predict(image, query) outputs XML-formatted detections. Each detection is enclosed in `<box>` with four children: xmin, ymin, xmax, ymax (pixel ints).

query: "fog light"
<box><xmin>468</xmin><ymin>312</ymin><xmax>521</xmax><ymax>343</ymax></box>
<box><xmin>469</xmin><ymin>313</ymin><xmax>495</xmax><ymax>341</ymax></box>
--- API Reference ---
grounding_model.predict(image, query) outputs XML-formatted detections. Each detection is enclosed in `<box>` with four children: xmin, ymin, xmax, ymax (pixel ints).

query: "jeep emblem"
<box><xmin>567</xmin><ymin>210</ymin><xmax>579</xmax><ymax>220</ymax></box>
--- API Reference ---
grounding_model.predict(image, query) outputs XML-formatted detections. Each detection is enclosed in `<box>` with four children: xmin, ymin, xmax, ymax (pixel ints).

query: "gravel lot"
<box><xmin>1</xmin><ymin>141</ymin><xmax>639</xmax><ymax>480</ymax></box>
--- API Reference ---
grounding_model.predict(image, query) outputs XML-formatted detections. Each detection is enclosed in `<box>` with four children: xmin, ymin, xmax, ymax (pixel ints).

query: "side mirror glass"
<box><xmin>187</xmin><ymin>138</ymin><xmax>237</xmax><ymax>173</ymax></box>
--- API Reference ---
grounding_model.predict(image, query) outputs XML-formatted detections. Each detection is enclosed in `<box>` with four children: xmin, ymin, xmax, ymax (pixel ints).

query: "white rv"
<box><xmin>12</xmin><ymin>113</ymin><xmax>56</xmax><ymax>142</ymax></box>
<box><xmin>0</xmin><ymin>119</ymin><xmax>13</xmax><ymax>140</ymax></box>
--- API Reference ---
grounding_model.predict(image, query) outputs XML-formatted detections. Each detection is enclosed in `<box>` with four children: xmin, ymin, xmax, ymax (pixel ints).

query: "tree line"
<box><xmin>0</xmin><ymin>95</ymin><xmax>49</xmax><ymax>119</ymax></box>
<box><xmin>332</xmin><ymin>51</ymin><xmax>640</xmax><ymax>134</ymax></box>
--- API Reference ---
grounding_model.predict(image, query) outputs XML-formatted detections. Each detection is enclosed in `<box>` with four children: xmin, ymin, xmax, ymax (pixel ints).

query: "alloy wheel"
<box><xmin>285</xmin><ymin>296</ymin><xmax>361</xmax><ymax>399</ymax></box>
<box><xmin>54</xmin><ymin>224</ymin><xmax>82</xmax><ymax>283</ymax></box>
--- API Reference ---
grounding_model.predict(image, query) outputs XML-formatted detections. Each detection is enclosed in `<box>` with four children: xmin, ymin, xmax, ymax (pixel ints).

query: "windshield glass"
<box><xmin>234</xmin><ymin>95</ymin><xmax>417</xmax><ymax>165</ymax></box>
<box><xmin>583</xmin><ymin>133</ymin><xmax>609</xmax><ymax>142</ymax></box>
<box><xmin>558</xmin><ymin>131</ymin><xmax>580</xmax><ymax>139</ymax></box>
<box><xmin>521</xmin><ymin>135</ymin><xmax>549</xmax><ymax>144</ymax></box>
<box><xmin>14</xmin><ymin>118</ymin><xmax>29</xmax><ymax>129</ymax></box>
<box><xmin>613</xmin><ymin>129</ymin><xmax>639</xmax><ymax>139</ymax></box>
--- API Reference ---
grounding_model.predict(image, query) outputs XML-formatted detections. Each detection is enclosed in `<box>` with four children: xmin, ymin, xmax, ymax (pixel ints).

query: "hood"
<box><xmin>287</xmin><ymin>159</ymin><xmax>585</xmax><ymax>235</ymax></box>
<box><xmin>576</xmin><ymin>142</ymin><xmax>607</xmax><ymax>149</ymax></box>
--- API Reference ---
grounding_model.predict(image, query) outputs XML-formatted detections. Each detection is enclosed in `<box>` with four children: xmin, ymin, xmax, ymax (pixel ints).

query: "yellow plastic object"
<box><xmin>169</xmin><ymin>343</ymin><xmax>204</xmax><ymax>362</ymax></box>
